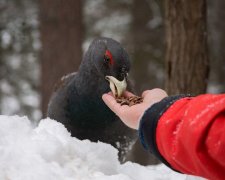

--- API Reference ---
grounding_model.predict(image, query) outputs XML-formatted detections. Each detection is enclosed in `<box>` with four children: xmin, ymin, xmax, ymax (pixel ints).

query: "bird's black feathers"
<box><xmin>47</xmin><ymin>37</ymin><xmax>137</xmax><ymax>162</ymax></box>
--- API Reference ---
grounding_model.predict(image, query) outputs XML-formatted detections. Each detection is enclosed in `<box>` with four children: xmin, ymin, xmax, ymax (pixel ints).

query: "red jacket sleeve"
<box><xmin>139</xmin><ymin>94</ymin><xmax>225</xmax><ymax>180</ymax></box>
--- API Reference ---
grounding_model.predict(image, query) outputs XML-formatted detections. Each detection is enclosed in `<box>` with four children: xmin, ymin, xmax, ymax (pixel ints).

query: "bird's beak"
<box><xmin>105</xmin><ymin>76</ymin><xmax>127</xmax><ymax>97</ymax></box>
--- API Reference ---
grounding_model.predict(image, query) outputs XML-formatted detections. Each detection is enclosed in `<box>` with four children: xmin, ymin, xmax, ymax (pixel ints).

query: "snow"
<box><xmin>1</xmin><ymin>30</ymin><xmax>12</xmax><ymax>48</ymax></box>
<box><xmin>0</xmin><ymin>115</ymin><xmax>202</xmax><ymax>180</ymax></box>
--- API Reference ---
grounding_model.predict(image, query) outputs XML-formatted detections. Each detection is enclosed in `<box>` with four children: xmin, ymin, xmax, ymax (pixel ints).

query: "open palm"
<box><xmin>102</xmin><ymin>89</ymin><xmax>168</xmax><ymax>129</ymax></box>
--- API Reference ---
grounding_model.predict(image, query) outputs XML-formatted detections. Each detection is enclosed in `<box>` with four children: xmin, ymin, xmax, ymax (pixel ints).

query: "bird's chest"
<box><xmin>67</xmin><ymin>88</ymin><xmax>116</xmax><ymax>129</ymax></box>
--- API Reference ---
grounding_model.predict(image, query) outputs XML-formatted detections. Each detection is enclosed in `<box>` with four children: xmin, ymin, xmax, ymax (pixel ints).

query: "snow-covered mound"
<box><xmin>0</xmin><ymin>115</ymin><xmax>200</xmax><ymax>180</ymax></box>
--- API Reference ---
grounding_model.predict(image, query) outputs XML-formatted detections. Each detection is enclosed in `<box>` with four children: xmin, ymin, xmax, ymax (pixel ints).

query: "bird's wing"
<box><xmin>47</xmin><ymin>72</ymin><xmax>77</xmax><ymax>122</ymax></box>
<box><xmin>53</xmin><ymin>72</ymin><xmax>77</xmax><ymax>92</ymax></box>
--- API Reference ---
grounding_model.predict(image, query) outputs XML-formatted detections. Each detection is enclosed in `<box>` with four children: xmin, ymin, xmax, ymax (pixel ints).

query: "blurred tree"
<box><xmin>207</xmin><ymin>0</ymin><xmax>225</xmax><ymax>93</ymax></box>
<box><xmin>40</xmin><ymin>0</ymin><xmax>83</xmax><ymax>116</ymax></box>
<box><xmin>126</xmin><ymin>0</ymin><xmax>165</xmax><ymax>165</ymax></box>
<box><xmin>0</xmin><ymin>0</ymin><xmax>40</xmax><ymax>121</ymax></box>
<box><xmin>129</xmin><ymin>0</ymin><xmax>164</xmax><ymax>95</ymax></box>
<box><xmin>0</xmin><ymin>39</ymin><xmax>2</xmax><ymax>113</ymax></box>
<box><xmin>165</xmin><ymin>0</ymin><xmax>209</xmax><ymax>95</ymax></box>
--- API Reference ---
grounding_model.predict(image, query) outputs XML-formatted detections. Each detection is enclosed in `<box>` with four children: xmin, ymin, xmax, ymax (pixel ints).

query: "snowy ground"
<box><xmin>0</xmin><ymin>115</ymin><xmax>203</xmax><ymax>180</ymax></box>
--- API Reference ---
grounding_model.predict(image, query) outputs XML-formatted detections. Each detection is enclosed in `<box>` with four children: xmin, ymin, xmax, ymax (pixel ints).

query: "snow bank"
<box><xmin>0</xmin><ymin>115</ymin><xmax>201</xmax><ymax>180</ymax></box>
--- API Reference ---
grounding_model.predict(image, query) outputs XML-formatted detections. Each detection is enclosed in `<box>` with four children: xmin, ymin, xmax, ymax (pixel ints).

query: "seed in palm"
<box><xmin>116</xmin><ymin>95</ymin><xmax>143</xmax><ymax>107</ymax></box>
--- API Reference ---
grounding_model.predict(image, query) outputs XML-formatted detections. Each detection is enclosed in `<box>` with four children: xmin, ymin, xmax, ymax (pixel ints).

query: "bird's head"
<box><xmin>86</xmin><ymin>37</ymin><xmax>131</xmax><ymax>82</ymax></box>
<box><xmin>81</xmin><ymin>37</ymin><xmax>131</xmax><ymax>97</ymax></box>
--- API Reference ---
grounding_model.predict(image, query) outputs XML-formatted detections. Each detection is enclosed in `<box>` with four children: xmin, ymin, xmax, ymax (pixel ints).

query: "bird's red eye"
<box><xmin>104</xmin><ymin>50</ymin><xmax>114</xmax><ymax>65</ymax></box>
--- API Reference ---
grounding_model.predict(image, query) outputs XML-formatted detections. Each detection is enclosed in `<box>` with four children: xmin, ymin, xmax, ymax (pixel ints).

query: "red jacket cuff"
<box><xmin>138</xmin><ymin>95</ymin><xmax>191</xmax><ymax>171</ymax></box>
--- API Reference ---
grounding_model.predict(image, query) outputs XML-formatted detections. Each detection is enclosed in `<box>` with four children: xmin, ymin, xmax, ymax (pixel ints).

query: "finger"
<box><xmin>107</xmin><ymin>91</ymin><xmax>114</xmax><ymax>96</ymax></box>
<box><xmin>123</xmin><ymin>91</ymin><xmax>135</xmax><ymax>97</ymax></box>
<box><xmin>142</xmin><ymin>90</ymin><xmax>151</xmax><ymax>98</ymax></box>
<box><xmin>142</xmin><ymin>89</ymin><xmax>168</xmax><ymax>103</ymax></box>
<box><xmin>102</xmin><ymin>94</ymin><xmax>122</xmax><ymax>113</ymax></box>
<box><xmin>142</xmin><ymin>89</ymin><xmax>168</xmax><ymax>98</ymax></box>
<box><xmin>149</xmin><ymin>89</ymin><xmax>168</xmax><ymax>99</ymax></box>
<box><xmin>142</xmin><ymin>89</ymin><xmax>160</xmax><ymax>103</ymax></box>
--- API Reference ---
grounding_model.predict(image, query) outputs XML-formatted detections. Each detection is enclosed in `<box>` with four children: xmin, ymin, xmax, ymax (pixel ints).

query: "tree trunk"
<box><xmin>208</xmin><ymin>0</ymin><xmax>225</xmax><ymax>93</ymax></box>
<box><xmin>0</xmin><ymin>39</ymin><xmax>2</xmax><ymax>114</ymax></box>
<box><xmin>130</xmin><ymin>0</ymin><xmax>164</xmax><ymax>95</ymax></box>
<box><xmin>40</xmin><ymin>0</ymin><xmax>83</xmax><ymax>116</ymax></box>
<box><xmin>126</xmin><ymin>0</ymin><xmax>162</xmax><ymax>166</ymax></box>
<box><xmin>165</xmin><ymin>0</ymin><xmax>209</xmax><ymax>95</ymax></box>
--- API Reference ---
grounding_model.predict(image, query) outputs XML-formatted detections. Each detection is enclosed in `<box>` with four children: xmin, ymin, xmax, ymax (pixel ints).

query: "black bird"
<box><xmin>47</xmin><ymin>37</ymin><xmax>137</xmax><ymax>162</ymax></box>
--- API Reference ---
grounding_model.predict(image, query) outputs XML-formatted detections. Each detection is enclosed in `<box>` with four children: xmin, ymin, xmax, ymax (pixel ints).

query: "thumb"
<box><xmin>102</xmin><ymin>94</ymin><xmax>121</xmax><ymax>113</ymax></box>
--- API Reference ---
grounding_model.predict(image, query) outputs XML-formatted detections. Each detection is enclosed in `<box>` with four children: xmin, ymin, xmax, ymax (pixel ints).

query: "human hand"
<box><xmin>102</xmin><ymin>89</ymin><xmax>168</xmax><ymax>130</ymax></box>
